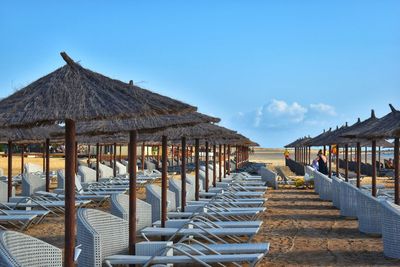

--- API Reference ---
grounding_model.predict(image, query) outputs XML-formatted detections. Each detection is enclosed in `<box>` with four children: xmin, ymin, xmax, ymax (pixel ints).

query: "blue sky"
<box><xmin>1</xmin><ymin>1</ymin><xmax>399</xmax><ymax>147</ymax></box>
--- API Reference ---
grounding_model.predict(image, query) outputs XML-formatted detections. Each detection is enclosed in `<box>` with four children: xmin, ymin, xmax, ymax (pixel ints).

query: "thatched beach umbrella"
<box><xmin>345</xmin><ymin>105</ymin><xmax>400</xmax><ymax>203</ymax></box>
<box><xmin>0</xmin><ymin>125</ymin><xmax>63</xmax><ymax>196</ymax></box>
<box><xmin>0</xmin><ymin>52</ymin><xmax>197</xmax><ymax>266</ymax></box>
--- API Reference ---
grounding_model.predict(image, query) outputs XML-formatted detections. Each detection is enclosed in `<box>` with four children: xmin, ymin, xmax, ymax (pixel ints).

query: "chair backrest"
<box><xmin>78</xmin><ymin>166</ymin><xmax>97</xmax><ymax>184</ymax></box>
<box><xmin>24</xmin><ymin>163</ymin><xmax>42</xmax><ymax>174</ymax></box>
<box><xmin>0</xmin><ymin>168</ymin><xmax>4</xmax><ymax>177</ymax></box>
<box><xmin>260</xmin><ymin>167</ymin><xmax>278</xmax><ymax>189</ymax></box>
<box><xmin>98</xmin><ymin>163</ymin><xmax>114</xmax><ymax>179</ymax></box>
<box><xmin>110</xmin><ymin>194</ymin><xmax>152</xmax><ymax>230</ymax></box>
<box><xmin>146</xmin><ymin>184</ymin><xmax>176</xmax><ymax>223</ymax></box>
<box><xmin>77</xmin><ymin>209</ymin><xmax>128</xmax><ymax>267</ymax></box>
<box><xmin>115</xmin><ymin>161</ymin><xmax>127</xmax><ymax>175</ymax></box>
<box><xmin>0</xmin><ymin>181</ymin><xmax>14</xmax><ymax>202</ymax></box>
<box><xmin>186</xmin><ymin>174</ymin><xmax>203</xmax><ymax>192</ymax></box>
<box><xmin>168</xmin><ymin>178</ymin><xmax>196</xmax><ymax>207</ymax></box>
<box><xmin>21</xmin><ymin>173</ymin><xmax>45</xmax><ymax>196</ymax></box>
<box><xmin>0</xmin><ymin>230</ymin><xmax>62</xmax><ymax>267</ymax></box>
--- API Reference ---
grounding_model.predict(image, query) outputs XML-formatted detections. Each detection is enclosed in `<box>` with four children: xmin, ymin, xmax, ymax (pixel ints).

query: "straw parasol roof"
<box><xmin>305</xmin><ymin>128</ymin><xmax>332</xmax><ymax>146</ymax></box>
<box><xmin>285</xmin><ymin>136</ymin><xmax>312</xmax><ymax>148</ymax></box>
<box><xmin>348</xmin><ymin>104</ymin><xmax>400</xmax><ymax>139</ymax></box>
<box><xmin>73</xmin><ymin>112</ymin><xmax>220</xmax><ymax>136</ymax></box>
<box><xmin>0</xmin><ymin>52</ymin><xmax>196</xmax><ymax>127</ymax></box>
<box><xmin>340</xmin><ymin>110</ymin><xmax>380</xmax><ymax>138</ymax></box>
<box><xmin>0</xmin><ymin>125</ymin><xmax>63</xmax><ymax>144</ymax></box>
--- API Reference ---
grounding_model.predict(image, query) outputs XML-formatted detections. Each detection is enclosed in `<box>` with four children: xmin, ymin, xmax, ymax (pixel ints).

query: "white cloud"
<box><xmin>310</xmin><ymin>103</ymin><xmax>336</xmax><ymax>116</ymax></box>
<box><xmin>266</xmin><ymin>99</ymin><xmax>307</xmax><ymax>123</ymax></box>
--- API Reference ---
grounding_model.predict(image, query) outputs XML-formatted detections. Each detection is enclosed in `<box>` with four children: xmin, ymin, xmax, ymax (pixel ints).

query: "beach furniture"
<box><xmin>0</xmin><ymin>231</ymin><xmax>62</xmax><ymax>266</ymax></box>
<box><xmin>259</xmin><ymin>166</ymin><xmax>278</xmax><ymax>189</ymax></box>
<box><xmin>0</xmin><ymin>214</ymin><xmax>38</xmax><ymax>231</ymax></box>
<box><xmin>0</xmin><ymin>181</ymin><xmax>15</xmax><ymax>203</ymax></box>
<box><xmin>110</xmin><ymin>194</ymin><xmax>152</xmax><ymax>231</ymax></box>
<box><xmin>314</xmin><ymin>171</ymin><xmax>332</xmax><ymax>201</ymax></box>
<box><xmin>356</xmin><ymin>189</ymin><xmax>383</xmax><ymax>235</ymax></box>
<box><xmin>381</xmin><ymin>200</ymin><xmax>400</xmax><ymax>259</ymax></box>
<box><xmin>339</xmin><ymin>181</ymin><xmax>359</xmax><ymax>217</ymax></box>
<box><xmin>331</xmin><ymin>175</ymin><xmax>342</xmax><ymax>209</ymax></box>
<box><xmin>77</xmin><ymin>165</ymin><xmax>97</xmax><ymax>184</ymax></box>
<box><xmin>98</xmin><ymin>163</ymin><xmax>114</xmax><ymax>179</ymax></box>
<box><xmin>21</xmin><ymin>172</ymin><xmax>46</xmax><ymax>197</ymax></box>
<box><xmin>24</xmin><ymin>163</ymin><xmax>43</xmax><ymax>174</ymax></box>
<box><xmin>114</xmin><ymin>161</ymin><xmax>126</xmax><ymax>175</ymax></box>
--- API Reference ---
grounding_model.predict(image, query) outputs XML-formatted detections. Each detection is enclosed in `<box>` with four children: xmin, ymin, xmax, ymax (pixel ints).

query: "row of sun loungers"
<box><xmin>310</xmin><ymin>165</ymin><xmax>400</xmax><ymax>259</ymax></box>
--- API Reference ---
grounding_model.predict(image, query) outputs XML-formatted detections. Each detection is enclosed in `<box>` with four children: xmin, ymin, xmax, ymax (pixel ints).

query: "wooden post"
<box><xmin>42</xmin><ymin>142</ymin><xmax>46</xmax><ymax>172</ymax></box>
<box><xmin>235</xmin><ymin>146</ymin><xmax>238</xmax><ymax>170</ymax></box>
<box><xmin>171</xmin><ymin>145</ymin><xmax>174</xmax><ymax>168</ymax></box>
<box><xmin>356</xmin><ymin>142</ymin><xmax>361</xmax><ymax>188</ymax></box>
<box><xmin>75</xmin><ymin>142</ymin><xmax>78</xmax><ymax>174</ymax></box>
<box><xmin>20</xmin><ymin>144</ymin><xmax>25</xmax><ymax>174</ymax></box>
<box><xmin>345</xmin><ymin>144</ymin><xmax>349</xmax><ymax>182</ymax></box>
<box><xmin>128</xmin><ymin>130</ymin><xmax>138</xmax><ymax>254</ymax></box>
<box><xmin>227</xmin><ymin>145</ymin><xmax>231</xmax><ymax>175</ymax></box>
<box><xmin>45</xmin><ymin>138</ymin><xmax>50</xmax><ymax>192</ymax></box>
<box><xmin>205</xmin><ymin>141</ymin><xmax>209</xmax><ymax>192</ymax></box>
<box><xmin>195</xmin><ymin>139</ymin><xmax>200</xmax><ymax>201</ymax></box>
<box><xmin>181</xmin><ymin>137</ymin><xmax>187</xmax><ymax>211</ymax></box>
<box><xmin>223</xmin><ymin>144</ymin><xmax>226</xmax><ymax>178</ymax></box>
<box><xmin>336</xmin><ymin>144</ymin><xmax>340</xmax><ymax>177</ymax></box>
<box><xmin>87</xmin><ymin>145</ymin><xmax>91</xmax><ymax>166</ymax></box>
<box><xmin>113</xmin><ymin>143</ymin><xmax>117</xmax><ymax>177</ymax></box>
<box><xmin>7</xmin><ymin>141</ymin><xmax>13</xmax><ymax>200</ymax></box>
<box><xmin>218</xmin><ymin>144</ymin><xmax>222</xmax><ymax>182</ymax></box>
<box><xmin>394</xmin><ymin>138</ymin><xmax>399</xmax><ymax>205</ymax></box>
<box><xmin>328</xmin><ymin>145</ymin><xmax>332</xmax><ymax>178</ymax></box>
<box><xmin>161</xmin><ymin>136</ymin><xmax>168</xmax><ymax>227</ymax></box>
<box><xmin>99</xmin><ymin>145</ymin><xmax>103</xmax><ymax>163</ymax></box>
<box><xmin>64</xmin><ymin>119</ymin><xmax>76</xmax><ymax>267</ymax></box>
<box><xmin>372</xmin><ymin>140</ymin><xmax>377</xmax><ymax>197</ymax></box>
<box><xmin>213</xmin><ymin>144</ymin><xmax>217</xmax><ymax>187</ymax></box>
<box><xmin>119</xmin><ymin>145</ymin><xmax>122</xmax><ymax>161</ymax></box>
<box><xmin>323</xmin><ymin>145</ymin><xmax>326</xmax><ymax>156</ymax></box>
<box><xmin>157</xmin><ymin>145</ymin><xmax>161</xmax><ymax>169</ymax></box>
<box><xmin>96</xmin><ymin>143</ymin><xmax>100</xmax><ymax>182</ymax></box>
<box><xmin>141</xmin><ymin>142</ymin><xmax>145</xmax><ymax>171</ymax></box>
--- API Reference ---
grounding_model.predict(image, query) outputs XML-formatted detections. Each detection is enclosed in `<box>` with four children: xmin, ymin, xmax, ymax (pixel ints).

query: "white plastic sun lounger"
<box><xmin>0</xmin><ymin>215</ymin><xmax>38</xmax><ymax>230</ymax></box>
<box><xmin>0</xmin><ymin>230</ymin><xmax>63</xmax><ymax>266</ymax></box>
<box><xmin>105</xmin><ymin>253</ymin><xmax>265</xmax><ymax>267</ymax></box>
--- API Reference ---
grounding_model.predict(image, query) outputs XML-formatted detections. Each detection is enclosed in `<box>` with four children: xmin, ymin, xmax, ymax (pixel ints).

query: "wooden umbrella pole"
<box><xmin>119</xmin><ymin>145</ymin><xmax>122</xmax><ymax>161</ymax></box>
<box><xmin>45</xmin><ymin>138</ymin><xmax>50</xmax><ymax>192</ymax></box>
<box><xmin>356</xmin><ymin>142</ymin><xmax>361</xmax><ymax>188</ymax></box>
<box><xmin>336</xmin><ymin>144</ymin><xmax>340</xmax><ymax>177</ymax></box>
<box><xmin>213</xmin><ymin>144</ymin><xmax>217</xmax><ymax>187</ymax></box>
<box><xmin>7</xmin><ymin>141</ymin><xmax>13</xmax><ymax>200</ymax></box>
<box><xmin>328</xmin><ymin>145</ymin><xmax>332</xmax><ymax>178</ymax></box>
<box><xmin>371</xmin><ymin>140</ymin><xmax>377</xmax><ymax>197</ymax></box>
<box><xmin>42</xmin><ymin>141</ymin><xmax>46</xmax><ymax>172</ymax></box>
<box><xmin>345</xmin><ymin>144</ymin><xmax>349</xmax><ymax>182</ymax></box>
<box><xmin>96</xmin><ymin>143</ymin><xmax>100</xmax><ymax>182</ymax></box>
<box><xmin>64</xmin><ymin>119</ymin><xmax>76</xmax><ymax>267</ymax></box>
<box><xmin>112</xmin><ymin>143</ymin><xmax>116</xmax><ymax>177</ymax></box>
<box><xmin>128</xmin><ymin>130</ymin><xmax>138</xmax><ymax>254</ymax></box>
<box><xmin>205</xmin><ymin>141</ymin><xmax>209</xmax><ymax>192</ymax></box>
<box><xmin>227</xmin><ymin>145</ymin><xmax>231</xmax><ymax>175</ymax></box>
<box><xmin>394</xmin><ymin>138</ymin><xmax>399</xmax><ymax>205</ymax></box>
<box><xmin>161</xmin><ymin>136</ymin><xmax>168</xmax><ymax>227</ymax></box>
<box><xmin>218</xmin><ymin>144</ymin><xmax>222</xmax><ymax>182</ymax></box>
<box><xmin>223</xmin><ymin>144</ymin><xmax>226</xmax><ymax>178</ymax></box>
<box><xmin>87</xmin><ymin>145</ymin><xmax>91</xmax><ymax>165</ymax></box>
<box><xmin>20</xmin><ymin>144</ymin><xmax>24</xmax><ymax>174</ymax></box>
<box><xmin>141</xmin><ymin>142</ymin><xmax>145</xmax><ymax>171</ymax></box>
<box><xmin>157</xmin><ymin>145</ymin><xmax>160</xmax><ymax>169</ymax></box>
<box><xmin>171</xmin><ymin>145</ymin><xmax>174</xmax><ymax>168</ymax></box>
<box><xmin>195</xmin><ymin>139</ymin><xmax>200</xmax><ymax>201</ymax></box>
<box><xmin>181</xmin><ymin>137</ymin><xmax>187</xmax><ymax>211</ymax></box>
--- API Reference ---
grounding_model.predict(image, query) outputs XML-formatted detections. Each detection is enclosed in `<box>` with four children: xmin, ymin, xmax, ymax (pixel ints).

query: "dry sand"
<box><xmin>2</xmin><ymin>149</ymin><xmax>400</xmax><ymax>266</ymax></box>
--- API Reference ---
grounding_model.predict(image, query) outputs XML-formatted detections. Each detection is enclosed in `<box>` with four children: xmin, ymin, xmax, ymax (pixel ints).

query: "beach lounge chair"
<box><xmin>24</xmin><ymin>163</ymin><xmax>43</xmax><ymax>174</ymax></box>
<box><xmin>381</xmin><ymin>200</ymin><xmax>400</xmax><ymax>259</ymax></box>
<box><xmin>356</xmin><ymin>189</ymin><xmax>383</xmax><ymax>235</ymax></box>
<box><xmin>110</xmin><ymin>194</ymin><xmax>152</xmax><ymax>231</ymax></box>
<box><xmin>0</xmin><ymin>214</ymin><xmax>38</xmax><ymax>230</ymax></box>
<box><xmin>78</xmin><ymin>209</ymin><xmax>268</xmax><ymax>267</ymax></box>
<box><xmin>115</xmin><ymin>161</ymin><xmax>126</xmax><ymax>175</ymax></box>
<box><xmin>77</xmin><ymin>166</ymin><xmax>97</xmax><ymax>184</ymax></box>
<box><xmin>339</xmin><ymin>181</ymin><xmax>359</xmax><ymax>217</ymax></box>
<box><xmin>105</xmin><ymin>242</ymin><xmax>269</xmax><ymax>266</ymax></box>
<box><xmin>259</xmin><ymin>166</ymin><xmax>278</xmax><ymax>189</ymax></box>
<box><xmin>21</xmin><ymin>172</ymin><xmax>46</xmax><ymax>197</ymax></box>
<box><xmin>0</xmin><ymin>231</ymin><xmax>63</xmax><ymax>266</ymax></box>
<box><xmin>99</xmin><ymin>163</ymin><xmax>114</xmax><ymax>179</ymax></box>
<box><xmin>0</xmin><ymin>181</ymin><xmax>15</xmax><ymax>203</ymax></box>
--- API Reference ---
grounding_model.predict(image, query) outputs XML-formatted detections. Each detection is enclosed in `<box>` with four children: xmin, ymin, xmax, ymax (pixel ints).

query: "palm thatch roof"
<box><xmin>285</xmin><ymin>136</ymin><xmax>312</xmax><ymax>148</ymax></box>
<box><xmin>305</xmin><ymin>128</ymin><xmax>332</xmax><ymax>146</ymax></box>
<box><xmin>340</xmin><ymin>110</ymin><xmax>379</xmax><ymax>138</ymax></box>
<box><xmin>73</xmin><ymin>112</ymin><xmax>220</xmax><ymax>136</ymax></box>
<box><xmin>347</xmin><ymin>104</ymin><xmax>400</xmax><ymax>139</ymax></box>
<box><xmin>0</xmin><ymin>125</ymin><xmax>63</xmax><ymax>144</ymax></box>
<box><xmin>0</xmin><ymin>52</ymin><xmax>196</xmax><ymax>127</ymax></box>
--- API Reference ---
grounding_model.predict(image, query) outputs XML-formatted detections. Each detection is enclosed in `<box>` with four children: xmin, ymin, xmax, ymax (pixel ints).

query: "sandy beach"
<box><xmin>1</xmin><ymin>149</ymin><xmax>398</xmax><ymax>266</ymax></box>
